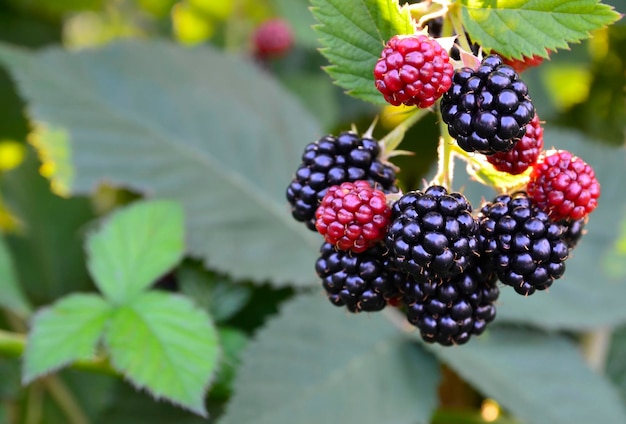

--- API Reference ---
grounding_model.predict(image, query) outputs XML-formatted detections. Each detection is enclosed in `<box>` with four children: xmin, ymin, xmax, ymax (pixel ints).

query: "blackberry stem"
<box><xmin>432</xmin><ymin>104</ymin><xmax>455</xmax><ymax>189</ymax></box>
<box><xmin>380</xmin><ymin>108</ymin><xmax>430</xmax><ymax>155</ymax></box>
<box><xmin>448</xmin><ymin>6</ymin><xmax>472</xmax><ymax>53</ymax></box>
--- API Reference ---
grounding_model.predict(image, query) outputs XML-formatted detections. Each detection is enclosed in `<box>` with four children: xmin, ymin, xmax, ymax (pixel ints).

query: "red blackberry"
<box><xmin>441</xmin><ymin>55</ymin><xmax>535</xmax><ymax>155</ymax></box>
<box><xmin>478</xmin><ymin>192</ymin><xmax>569</xmax><ymax>296</ymax></box>
<box><xmin>403</xmin><ymin>262</ymin><xmax>499</xmax><ymax>346</ymax></box>
<box><xmin>502</xmin><ymin>54</ymin><xmax>544</xmax><ymax>73</ymax></box>
<box><xmin>315</xmin><ymin>242</ymin><xmax>401</xmax><ymax>313</ymax></box>
<box><xmin>487</xmin><ymin>112</ymin><xmax>543</xmax><ymax>175</ymax></box>
<box><xmin>374</xmin><ymin>34</ymin><xmax>454</xmax><ymax>108</ymax></box>
<box><xmin>253</xmin><ymin>18</ymin><xmax>293</xmax><ymax>59</ymax></box>
<box><xmin>286</xmin><ymin>132</ymin><xmax>398</xmax><ymax>230</ymax></box>
<box><xmin>385</xmin><ymin>185</ymin><xmax>479</xmax><ymax>280</ymax></box>
<box><xmin>315</xmin><ymin>181</ymin><xmax>391</xmax><ymax>253</ymax></box>
<box><xmin>527</xmin><ymin>150</ymin><xmax>600</xmax><ymax>221</ymax></box>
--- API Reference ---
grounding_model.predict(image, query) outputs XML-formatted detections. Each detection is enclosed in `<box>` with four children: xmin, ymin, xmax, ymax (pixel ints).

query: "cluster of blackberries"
<box><xmin>286</xmin><ymin>128</ymin><xmax>597</xmax><ymax>346</ymax></box>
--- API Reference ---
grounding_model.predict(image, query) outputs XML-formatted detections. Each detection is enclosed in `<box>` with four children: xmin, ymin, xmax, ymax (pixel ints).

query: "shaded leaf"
<box><xmin>461</xmin><ymin>0</ymin><xmax>621</xmax><ymax>59</ymax></box>
<box><xmin>0</xmin><ymin>235</ymin><xmax>31</xmax><ymax>316</ymax></box>
<box><xmin>219</xmin><ymin>292</ymin><xmax>440</xmax><ymax>424</ymax></box>
<box><xmin>429</xmin><ymin>326</ymin><xmax>626</xmax><ymax>424</ymax></box>
<box><xmin>104</xmin><ymin>291</ymin><xmax>219</xmax><ymax>417</ymax></box>
<box><xmin>310</xmin><ymin>0</ymin><xmax>415</xmax><ymax>104</ymax></box>
<box><xmin>0</xmin><ymin>41</ymin><xmax>322</xmax><ymax>287</ymax></box>
<box><xmin>23</xmin><ymin>294</ymin><xmax>112</xmax><ymax>383</ymax></box>
<box><xmin>607</xmin><ymin>324</ymin><xmax>626</xmax><ymax>404</ymax></box>
<box><xmin>1</xmin><ymin>150</ymin><xmax>94</xmax><ymax>304</ymax></box>
<box><xmin>86</xmin><ymin>200</ymin><xmax>184</xmax><ymax>304</ymax></box>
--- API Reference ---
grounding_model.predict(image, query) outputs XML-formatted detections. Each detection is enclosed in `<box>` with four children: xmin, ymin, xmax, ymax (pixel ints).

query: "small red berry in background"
<box><xmin>374</xmin><ymin>34</ymin><xmax>454</xmax><ymax>108</ymax></box>
<box><xmin>487</xmin><ymin>112</ymin><xmax>544</xmax><ymax>175</ymax></box>
<box><xmin>315</xmin><ymin>181</ymin><xmax>391</xmax><ymax>253</ymax></box>
<box><xmin>501</xmin><ymin>54</ymin><xmax>544</xmax><ymax>73</ymax></box>
<box><xmin>527</xmin><ymin>150</ymin><xmax>600</xmax><ymax>221</ymax></box>
<box><xmin>253</xmin><ymin>18</ymin><xmax>294</xmax><ymax>59</ymax></box>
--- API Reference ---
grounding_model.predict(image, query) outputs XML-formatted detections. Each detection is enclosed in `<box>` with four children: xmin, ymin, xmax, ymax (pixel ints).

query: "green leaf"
<box><xmin>104</xmin><ymin>291</ymin><xmax>219</xmax><ymax>417</ymax></box>
<box><xmin>0</xmin><ymin>235</ymin><xmax>31</xmax><ymax>316</ymax></box>
<box><xmin>607</xmin><ymin>325</ymin><xmax>626</xmax><ymax>404</ymax></box>
<box><xmin>460</xmin><ymin>0</ymin><xmax>622</xmax><ymax>59</ymax></box>
<box><xmin>210</xmin><ymin>327</ymin><xmax>248</xmax><ymax>400</ymax></box>
<box><xmin>429</xmin><ymin>326</ymin><xmax>626</xmax><ymax>424</ymax></box>
<box><xmin>177</xmin><ymin>264</ymin><xmax>251</xmax><ymax>323</ymax></box>
<box><xmin>23</xmin><ymin>294</ymin><xmax>112</xmax><ymax>383</ymax></box>
<box><xmin>86</xmin><ymin>200</ymin><xmax>184</xmax><ymax>304</ymax></box>
<box><xmin>0</xmin><ymin>41</ymin><xmax>321</xmax><ymax>287</ymax></box>
<box><xmin>310</xmin><ymin>0</ymin><xmax>415</xmax><ymax>104</ymax></box>
<box><xmin>219</xmin><ymin>292</ymin><xmax>440</xmax><ymax>424</ymax></box>
<box><xmin>455</xmin><ymin>129</ymin><xmax>626</xmax><ymax>330</ymax></box>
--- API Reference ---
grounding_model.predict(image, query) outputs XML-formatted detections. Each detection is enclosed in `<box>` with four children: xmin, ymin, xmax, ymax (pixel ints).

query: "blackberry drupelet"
<box><xmin>441</xmin><ymin>55</ymin><xmax>535</xmax><ymax>155</ymax></box>
<box><xmin>478</xmin><ymin>192</ymin><xmax>569</xmax><ymax>296</ymax></box>
<box><xmin>315</xmin><ymin>242</ymin><xmax>401</xmax><ymax>313</ymax></box>
<box><xmin>385</xmin><ymin>185</ymin><xmax>479</xmax><ymax>280</ymax></box>
<box><xmin>286</xmin><ymin>131</ymin><xmax>398</xmax><ymax>230</ymax></box>
<box><xmin>402</xmin><ymin>262</ymin><xmax>499</xmax><ymax>346</ymax></box>
<box><xmin>561</xmin><ymin>217</ymin><xmax>587</xmax><ymax>250</ymax></box>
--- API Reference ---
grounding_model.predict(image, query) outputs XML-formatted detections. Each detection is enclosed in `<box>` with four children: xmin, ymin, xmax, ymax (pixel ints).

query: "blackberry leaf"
<box><xmin>310</xmin><ymin>0</ymin><xmax>415</xmax><ymax>104</ymax></box>
<box><xmin>460</xmin><ymin>0</ymin><xmax>621</xmax><ymax>60</ymax></box>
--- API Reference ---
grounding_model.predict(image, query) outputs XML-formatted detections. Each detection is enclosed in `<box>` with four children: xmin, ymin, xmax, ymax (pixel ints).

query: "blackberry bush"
<box><xmin>441</xmin><ymin>55</ymin><xmax>535</xmax><ymax>155</ymax></box>
<box><xmin>286</xmin><ymin>131</ymin><xmax>398</xmax><ymax>230</ymax></box>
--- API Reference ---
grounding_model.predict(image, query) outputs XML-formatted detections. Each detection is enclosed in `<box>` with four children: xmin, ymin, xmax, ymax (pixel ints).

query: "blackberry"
<box><xmin>441</xmin><ymin>55</ymin><xmax>535</xmax><ymax>155</ymax></box>
<box><xmin>253</xmin><ymin>18</ymin><xmax>293</xmax><ymax>59</ymax></box>
<box><xmin>385</xmin><ymin>185</ymin><xmax>479</xmax><ymax>280</ymax></box>
<box><xmin>315</xmin><ymin>242</ymin><xmax>401</xmax><ymax>313</ymax></box>
<box><xmin>315</xmin><ymin>181</ymin><xmax>391</xmax><ymax>253</ymax></box>
<box><xmin>373</xmin><ymin>34</ymin><xmax>454</xmax><ymax>108</ymax></box>
<box><xmin>403</xmin><ymin>262</ymin><xmax>499</xmax><ymax>346</ymax></box>
<box><xmin>286</xmin><ymin>131</ymin><xmax>398</xmax><ymax>230</ymax></box>
<box><xmin>561</xmin><ymin>217</ymin><xmax>587</xmax><ymax>250</ymax></box>
<box><xmin>527</xmin><ymin>150</ymin><xmax>600</xmax><ymax>221</ymax></box>
<box><xmin>478</xmin><ymin>192</ymin><xmax>569</xmax><ymax>296</ymax></box>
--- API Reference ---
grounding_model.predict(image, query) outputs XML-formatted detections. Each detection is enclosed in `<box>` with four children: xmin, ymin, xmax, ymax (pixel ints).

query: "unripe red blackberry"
<box><xmin>385</xmin><ymin>185</ymin><xmax>479</xmax><ymax>280</ymax></box>
<box><xmin>315</xmin><ymin>242</ymin><xmax>401</xmax><ymax>313</ymax></box>
<box><xmin>478</xmin><ymin>192</ymin><xmax>569</xmax><ymax>296</ymax></box>
<box><xmin>286</xmin><ymin>132</ymin><xmax>398</xmax><ymax>230</ymax></box>
<box><xmin>487</xmin><ymin>112</ymin><xmax>543</xmax><ymax>175</ymax></box>
<box><xmin>374</xmin><ymin>34</ymin><xmax>454</xmax><ymax>108</ymax></box>
<box><xmin>441</xmin><ymin>55</ymin><xmax>535</xmax><ymax>155</ymax></box>
<box><xmin>502</xmin><ymin>54</ymin><xmax>545</xmax><ymax>73</ymax></box>
<box><xmin>253</xmin><ymin>18</ymin><xmax>293</xmax><ymax>59</ymax></box>
<box><xmin>315</xmin><ymin>181</ymin><xmax>391</xmax><ymax>253</ymax></box>
<box><xmin>527</xmin><ymin>150</ymin><xmax>600</xmax><ymax>221</ymax></box>
<box><xmin>402</xmin><ymin>262</ymin><xmax>499</xmax><ymax>346</ymax></box>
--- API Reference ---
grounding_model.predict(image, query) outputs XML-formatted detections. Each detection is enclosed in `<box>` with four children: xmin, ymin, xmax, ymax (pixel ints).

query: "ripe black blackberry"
<box><xmin>561</xmin><ymin>217</ymin><xmax>587</xmax><ymax>250</ymax></box>
<box><xmin>402</xmin><ymin>262</ymin><xmax>499</xmax><ymax>346</ymax></box>
<box><xmin>315</xmin><ymin>242</ymin><xmax>401</xmax><ymax>313</ymax></box>
<box><xmin>441</xmin><ymin>55</ymin><xmax>535</xmax><ymax>155</ymax></box>
<box><xmin>286</xmin><ymin>131</ymin><xmax>398</xmax><ymax>230</ymax></box>
<box><xmin>478</xmin><ymin>192</ymin><xmax>569</xmax><ymax>296</ymax></box>
<box><xmin>385</xmin><ymin>185</ymin><xmax>479</xmax><ymax>280</ymax></box>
